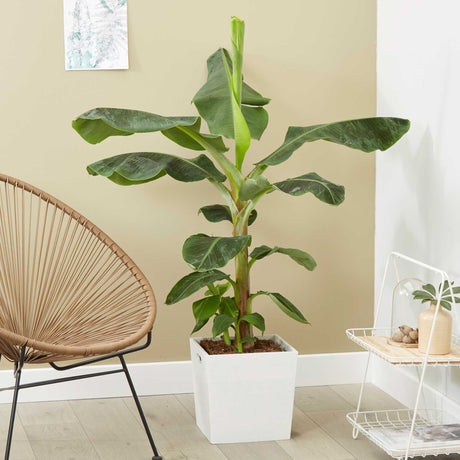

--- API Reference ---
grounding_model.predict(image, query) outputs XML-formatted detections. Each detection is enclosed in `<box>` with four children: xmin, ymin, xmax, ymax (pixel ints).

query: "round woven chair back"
<box><xmin>0</xmin><ymin>175</ymin><xmax>156</xmax><ymax>363</ymax></box>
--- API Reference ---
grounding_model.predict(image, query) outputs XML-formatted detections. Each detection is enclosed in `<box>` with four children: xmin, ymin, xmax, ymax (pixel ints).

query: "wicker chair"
<box><xmin>0</xmin><ymin>174</ymin><xmax>162</xmax><ymax>460</ymax></box>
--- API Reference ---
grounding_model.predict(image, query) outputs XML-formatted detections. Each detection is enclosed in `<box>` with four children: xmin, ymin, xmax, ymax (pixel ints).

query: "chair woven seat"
<box><xmin>0</xmin><ymin>174</ymin><xmax>156</xmax><ymax>364</ymax></box>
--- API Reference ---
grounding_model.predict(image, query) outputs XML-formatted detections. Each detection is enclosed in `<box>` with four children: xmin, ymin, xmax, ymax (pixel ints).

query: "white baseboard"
<box><xmin>296</xmin><ymin>351</ymin><xmax>368</xmax><ymax>386</ymax></box>
<box><xmin>0</xmin><ymin>361</ymin><xmax>193</xmax><ymax>404</ymax></box>
<box><xmin>0</xmin><ymin>351</ymin><xmax>368</xmax><ymax>404</ymax></box>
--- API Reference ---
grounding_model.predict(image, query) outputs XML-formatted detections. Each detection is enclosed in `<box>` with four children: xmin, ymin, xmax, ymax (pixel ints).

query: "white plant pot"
<box><xmin>190</xmin><ymin>335</ymin><xmax>298</xmax><ymax>444</ymax></box>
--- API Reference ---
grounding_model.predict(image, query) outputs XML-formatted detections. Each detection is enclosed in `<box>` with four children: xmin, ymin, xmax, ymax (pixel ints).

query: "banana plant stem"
<box><xmin>234</xmin><ymin>211</ymin><xmax>252</xmax><ymax>349</ymax></box>
<box><xmin>234</xmin><ymin>322</ymin><xmax>243</xmax><ymax>353</ymax></box>
<box><xmin>223</xmin><ymin>330</ymin><xmax>231</xmax><ymax>346</ymax></box>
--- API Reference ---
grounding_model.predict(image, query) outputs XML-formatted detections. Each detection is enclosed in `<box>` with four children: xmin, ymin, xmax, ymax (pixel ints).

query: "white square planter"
<box><xmin>190</xmin><ymin>335</ymin><xmax>298</xmax><ymax>444</ymax></box>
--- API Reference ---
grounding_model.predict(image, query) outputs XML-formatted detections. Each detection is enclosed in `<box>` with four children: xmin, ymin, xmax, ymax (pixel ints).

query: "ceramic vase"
<box><xmin>418</xmin><ymin>304</ymin><xmax>452</xmax><ymax>355</ymax></box>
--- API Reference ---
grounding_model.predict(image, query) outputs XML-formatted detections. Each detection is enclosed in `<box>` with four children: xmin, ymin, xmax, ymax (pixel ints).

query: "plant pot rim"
<box><xmin>190</xmin><ymin>334</ymin><xmax>298</xmax><ymax>359</ymax></box>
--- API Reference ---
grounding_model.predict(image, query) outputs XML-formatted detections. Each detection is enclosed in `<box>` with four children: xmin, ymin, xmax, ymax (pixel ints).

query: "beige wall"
<box><xmin>0</xmin><ymin>0</ymin><xmax>375</xmax><ymax>364</ymax></box>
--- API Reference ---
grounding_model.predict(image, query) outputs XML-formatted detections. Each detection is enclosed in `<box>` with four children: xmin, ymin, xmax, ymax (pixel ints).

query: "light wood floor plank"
<box><xmin>174</xmin><ymin>393</ymin><xmax>195</xmax><ymax>418</ymax></box>
<box><xmin>180</xmin><ymin>447</ymin><xmax>229</xmax><ymax>459</ymax></box>
<box><xmin>18</xmin><ymin>400</ymin><xmax>78</xmax><ymax>426</ymax></box>
<box><xmin>329</xmin><ymin>384</ymin><xmax>405</xmax><ymax>411</ymax></box>
<box><xmin>154</xmin><ymin>450</ymin><xmax>186</xmax><ymax>459</ymax></box>
<box><xmin>0</xmin><ymin>403</ymin><xmax>35</xmax><ymax>459</ymax></box>
<box><xmin>307</xmin><ymin>409</ymin><xmax>390</xmax><ymax>460</ymax></box>
<box><xmin>218</xmin><ymin>441</ymin><xmax>292</xmax><ymax>460</ymax></box>
<box><xmin>70</xmin><ymin>398</ymin><xmax>147</xmax><ymax>441</ymax></box>
<box><xmin>123</xmin><ymin>395</ymin><xmax>227</xmax><ymax>459</ymax></box>
<box><xmin>295</xmin><ymin>386</ymin><xmax>354</xmax><ymax>412</ymax></box>
<box><xmin>0</xmin><ymin>441</ymin><xmax>35</xmax><ymax>460</ymax></box>
<box><xmin>277</xmin><ymin>407</ymin><xmax>356</xmax><ymax>460</ymax></box>
<box><xmin>123</xmin><ymin>395</ymin><xmax>194</xmax><ymax>431</ymax></box>
<box><xmin>70</xmin><ymin>398</ymin><xmax>152</xmax><ymax>459</ymax></box>
<box><xmin>148</xmin><ymin>427</ymin><xmax>228</xmax><ymax>460</ymax></box>
<box><xmin>24</xmin><ymin>423</ymin><xmax>99</xmax><ymax>460</ymax></box>
<box><xmin>0</xmin><ymin>403</ymin><xmax>30</xmax><ymax>441</ymax></box>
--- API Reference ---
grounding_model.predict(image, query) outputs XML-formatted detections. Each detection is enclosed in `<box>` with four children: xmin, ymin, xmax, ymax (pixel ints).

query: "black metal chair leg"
<box><xmin>5</xmin><ymin>347</ymin><xmax>26</xmax><ymax>460</ymax></box>
<box><xmin>119</xmin><ymin>355</ymin><xmax>162</xmax><ymax>460</ymax></box>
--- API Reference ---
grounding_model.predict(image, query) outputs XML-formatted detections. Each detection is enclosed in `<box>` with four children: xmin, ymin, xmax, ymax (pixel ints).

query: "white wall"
<box><xmin>376</xmin><ymin>0</ymin><xmax>460</xmax><ymax>407</ymax></box>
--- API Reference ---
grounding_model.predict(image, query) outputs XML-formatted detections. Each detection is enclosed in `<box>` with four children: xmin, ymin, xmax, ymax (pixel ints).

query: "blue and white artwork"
<box><xmin>64</xmin><ymin>0</ymin><xmax>128</xmax><ymax>70</ymax></box>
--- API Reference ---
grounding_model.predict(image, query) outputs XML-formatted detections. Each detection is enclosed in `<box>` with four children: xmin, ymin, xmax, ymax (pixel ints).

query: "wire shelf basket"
<box><xmin>346</xmin><ymin>328</ymin><xmax>460</xmax><ymax>366</ymax></box>
<box><xmin>347</xmin><ymin>252</ymin><xmax>460</xmax><ymax>459</ymax></box>
<box><xmin>346</xmin><ymin>409</ymin><xmax>460</xmax><ymax>458</ymax></box>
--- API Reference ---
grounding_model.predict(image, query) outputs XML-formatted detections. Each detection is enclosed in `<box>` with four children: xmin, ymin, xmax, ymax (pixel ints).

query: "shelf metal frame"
<box><xmin>347</xmin><ymin>409</ymin><xmax>460</xmax><ymax>459</ymax></box>
<box><xmin>350</xmin><ymin>251</ymin><xmax>460</xmax><ymax>459</ymax></box>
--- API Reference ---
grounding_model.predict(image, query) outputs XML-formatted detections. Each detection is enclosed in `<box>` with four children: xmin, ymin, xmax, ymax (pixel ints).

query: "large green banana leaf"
<box><xmin>193</xmin><ymin>295</ymin><xmax>221</xmax><ymax>322</ymax></box>
<box><xmin>161</xmin><ymin>118</ymin><xmax>228</xmax><ymax>153</ymax></box>
<box><xmin>239</xmin><ymin>313</ymin><xmax>265</xmax><ymax>334</ymax></box>
<box><xmin>239</xmin><ymin>176</ymin><xmax>272</xmax><ymax>201</ymax></box>
<box><xmin>166</xmin><ymin>270</ymin><xmax>229</xmax><ymax>304</ymax></box>
<box><xmin>87</xmin><ymin>152</ymin><xmax>226</xmax><ymax>185</ymax></box>
<box><xmin>257</xmin><ymin>117</ymin><xmax>410</xmax><ymax>166</ymax></box>
<box><xmin>274</xmin><ymin>172</ymin><xmax>345</xmax><ymax>205</ymax></box>
<box><xmin>239</xmin><ymin>173</ymin><xmax>344</xmax><ymax>205</ymax></box>
<box><xmin>241</xmin><ymin>106</ymin><xmax>269</xmax><ymax>140</ymax></box>
<box><xmin>199</xmin><ymin>204</ymin><xmax>257</xmax><ymax>226</ymax></box>
<box><xmin>258</xmin><ymin>291</ymin><xmax>309</xmax><ymax>324</ymax></box>
<box><xmin>192</xmin><ymin>48</ymin><xmax>270</xmax><ymax>168</ymax></box>
<box><xmin>72</xmin><ymin>108</ymin><xmax>228</xmax><ymax>153</ymax></box>
<box><xmin>212</xmin><ymin>314</ymin><xmax>237</xmax><ymax>338</ymax></box>
<box><xmin>73</xmin><ymin>108</ymin><xmax>196</xmax><ymax>143</ymax></box>
<box><xmin>249</xmin><ymin>245</ymin><xmax>316</xmax><ymax>270</ymax></box>
<box><xmin>183</xmin><ymin>233</ymin><xmax>251</xmax><ymax>270</ymax></box>
<box><xmin>241</xmin><ymin>83</ymin><xmax>270</xmax><ymax>106</ymax></box>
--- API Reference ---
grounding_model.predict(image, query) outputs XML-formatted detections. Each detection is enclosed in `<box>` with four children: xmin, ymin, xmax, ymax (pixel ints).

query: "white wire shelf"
<box><xmin>346</xmin><ymin>328</ymin><xmax>460</xmax><ymax>366</ymax></box>
<box><xmin>346</xmin><ymin>409</ymin><xmax>460</xmax><ymax>459</ymax></box>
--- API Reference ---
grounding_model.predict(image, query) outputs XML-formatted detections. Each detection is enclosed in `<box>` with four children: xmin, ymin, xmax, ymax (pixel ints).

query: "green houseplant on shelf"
<box><xmin>412</xmin><ymin>282</ymin><xmax>459</xmax><ymax>355</ymax></box>
<box><xmin>72</xmin><ymin>17</ymin><xmax>410</xmax><ymax>443</ymax></box>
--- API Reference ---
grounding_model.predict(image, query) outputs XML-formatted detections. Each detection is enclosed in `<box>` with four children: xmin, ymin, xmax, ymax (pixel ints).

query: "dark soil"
<box><xmin>200</xmin><ymin>338</ymin><xmax>283</xmax><ymax>355</ymax></box>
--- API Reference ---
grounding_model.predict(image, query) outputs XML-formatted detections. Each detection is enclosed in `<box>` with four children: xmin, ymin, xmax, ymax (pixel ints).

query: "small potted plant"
<box><xmin>72</xmin><ymin>17</ymin><xmax>410</xmax><ymax>443</ymax></box>
<box><xmin>412</xmin><ymin>282</ymin><xmax>460</xmax><ymax>354</ymax></box>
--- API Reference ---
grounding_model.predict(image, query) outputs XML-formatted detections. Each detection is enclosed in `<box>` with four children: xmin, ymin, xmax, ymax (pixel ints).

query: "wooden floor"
<box><xmin>1</xmin><ymin>384</ymin><xmax>459</xmax><ymax>459</ymax></box>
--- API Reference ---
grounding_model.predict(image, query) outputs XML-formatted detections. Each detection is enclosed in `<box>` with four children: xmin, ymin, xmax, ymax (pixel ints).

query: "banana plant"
<box><xmin>72</xmin><ymin>17</ymin><xmax>410</xmax><ymax>352</ymax></box>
